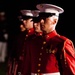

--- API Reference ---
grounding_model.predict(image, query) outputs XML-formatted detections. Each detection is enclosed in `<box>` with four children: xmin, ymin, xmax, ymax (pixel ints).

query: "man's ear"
<box><xmin>53</xmin><ymin>18</ymin><xmax>57</xmax><ymax>25</ymax></box>
<box><xmin>23</xmin><ymin>20</ymin><xmax>26</xmax><ymax>24</ymax></box>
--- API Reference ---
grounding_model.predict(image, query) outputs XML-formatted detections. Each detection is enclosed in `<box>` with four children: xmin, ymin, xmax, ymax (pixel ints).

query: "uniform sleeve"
<box><xmin>62</xmin><ymin>39</ymin><xmax>75</xmax><ymax>75</ymax></box>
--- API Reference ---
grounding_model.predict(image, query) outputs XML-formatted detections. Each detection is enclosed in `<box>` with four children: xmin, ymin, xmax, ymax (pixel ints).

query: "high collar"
<box><xmin>27</xmin><ymin>28</ymin><xmax>35</xmax><ymax>36</ymax></box>
<box><xmin>44</xmin><ymin>30</ymin><xmax>58</xmax><ymax>41</ymax></box>
<box><xmin>35</xmin><ymin>32</ymin><xmax>43</xmax><ymax>36</ymax></box>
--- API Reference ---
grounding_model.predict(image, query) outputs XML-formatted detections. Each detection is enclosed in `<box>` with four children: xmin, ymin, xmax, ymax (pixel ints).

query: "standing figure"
<box><xmin>7</xmin><ymin>10</ymin><xmax>35</xmax><ymax>75</ymax></box>
<box><xmin>22</xmin><ymin>4</ymin><xmax>75</xmax><ymax>75</ymax></box>
<box><xmin>0</xmin><ymin>11</ymin><xmax>8</xmax><ymax>62</ymax></box>
<box><xmin>15</xmin><ymin>10</ymin><xmax>35</xmax><ymax>75</ymax></box>
<box><xmin>32</xmin><ymin>10</ymin><xmax>43</xmax><ymax>37</ymax></box>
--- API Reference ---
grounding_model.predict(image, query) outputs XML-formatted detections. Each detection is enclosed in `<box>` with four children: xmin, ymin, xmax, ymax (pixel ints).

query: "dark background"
<box><xmin>0</xmin><ymin>0</ymin><xmax>74</xmax><ymax>42</ymax></box>
<box><xmin>0</xmin><ymin>0</ymin><xmax>75</xmax><ymax>75</ymax></box>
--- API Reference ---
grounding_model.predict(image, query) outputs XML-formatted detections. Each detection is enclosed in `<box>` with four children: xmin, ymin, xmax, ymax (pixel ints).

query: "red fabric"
<box><xmin>22</xmin><ymin>30</ymin><xmax>75</xmax><ymax>75</ymax></box>
<box><xmin>61</xmin><ymin>39</ymin><xmax>75</xmax><ymax>75</ymax></box>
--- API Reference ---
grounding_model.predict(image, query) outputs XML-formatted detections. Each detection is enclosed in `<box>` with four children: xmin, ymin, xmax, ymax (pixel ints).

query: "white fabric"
<box><xmin>31</xmin><ymin>72</ymin><xmax>60</xmax><ymax>75</ymax></box>
<box><xmin>25</xmin><ymin>13</ymin><xmax>33</xmax><ymax>16</ymax></box>
<box><xmin>0</xmin><ymin>42</ymin><xmax>7</xmax><ymax>62</ymax></box>
<box><xmin>32</xmin><ymin>10</ymin><xmax>40</xmax><ymax>17</ymax></box>
<box><xmin>41</xmin><ymin>8</ymin><xmax>59</xmax><ymax>16</ymax></box>
<box><xmin>18</xmin><ymin>72</ymin><xmax>21</xmax><ymax>75</ymax></box>
<box><xmin>36</xmin><ymin>4</ymin><xmax>64</xmax><ymax>14</ymax></box>
<box><xmin>20</xmin><ymin>10</ymin><xmax>33</xmax><ymax>16</ymax></box>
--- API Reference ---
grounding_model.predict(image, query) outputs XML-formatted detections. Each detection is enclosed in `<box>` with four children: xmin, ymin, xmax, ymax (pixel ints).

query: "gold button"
<box><xmin>40</xmin><ymin>33</ymin><xmax>42</xmax><ymax>36</ymax></box>
<box><xmin>38</xmin><ymin>64</ymin><xmax>41</xmax><ymax>66</ymax></box>
<box><xmin>51</xmin><ymin>50</ymin><xmax>56</xmax><ymax>54</ymax></box>
<box><xmin>28</xmin><ymin>30</ymin><xmax>30</xmax><ymax>32</ymax></box>
<box><xmin>43</xmin><ymin>41</ymin><xmax>46</xmax><ymax>44</ymax></box>
<box><xmin>41</xmin><ymin>47</ymin><xmax>43</xmax><ymax>49</ymax></box>
<box><xmin>47</xmin><ymin>35</ymin><xmax>49</xmax><ymax>38</ymax></box>
<box><xmin>26</xmin><ymin>34</ymin><xmax>28</xmax><ymax>37</ymax></box>
<box><xmin>40</xmin><ymin>53</ymin><xmax>42</xmax><ymax>55</ymax></box>
<box><xmin>37</xmin><ymin>69</ymin><xmax>40</xmax><ymax>72</ymax></box>
<box><xmin>39</xmin><ymin>58</ymin><xmax>41</xmax><ymax>61</ymax></box>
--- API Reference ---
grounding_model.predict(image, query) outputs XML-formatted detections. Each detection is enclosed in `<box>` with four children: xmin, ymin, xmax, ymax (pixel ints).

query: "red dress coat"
<box><xmin>22</xmin><ymin>30</ymin><xmax>75</xmax><ymax>75</ymax></box>
<box><xmin>16</xmin><ymin>28</ymin><xmax>35</xmax><ymax>75</ymax></box>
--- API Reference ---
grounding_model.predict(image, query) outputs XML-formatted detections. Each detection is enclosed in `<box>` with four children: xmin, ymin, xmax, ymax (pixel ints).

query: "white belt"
<box><xmin>31</xmin><ymin>72</ymin><xmax>60</xmax><ymax>75</ymax></box>
<box><xmin>18</xmin><ymin>72</ymin><xmax>21</xmax><ymax>75</ymax></box>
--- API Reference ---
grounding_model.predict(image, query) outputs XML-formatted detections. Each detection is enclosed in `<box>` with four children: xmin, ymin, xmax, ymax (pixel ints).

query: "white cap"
<box><xmin>31</xmin><ymin>10</ymin><xmax>40</xmax><ymax>17</ymax></box>
<box><xmin>20</xmin><ymin>10</ymin><xmax>33</xmax><ymax>17</ymax></box>
<box><xmin>36</xmin><ymin>4</ymin><xmax>64</xmax><ymax>16</ymax></box>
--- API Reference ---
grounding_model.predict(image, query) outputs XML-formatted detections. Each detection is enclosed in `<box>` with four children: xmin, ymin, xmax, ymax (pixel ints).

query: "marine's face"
<box><xmin>40</xmin><ymin>16</ymin><xmax>54</xmax><ymax>33</ymax></box>
<box><xmin>34</xmin><ymin>22</ymin><xmax>42</xmax><ymax>32</ymax></box>
<box><xmin>23</xmin><ymin>18</ymin><xmax>33</xmax><ymax>30</ymax></box>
